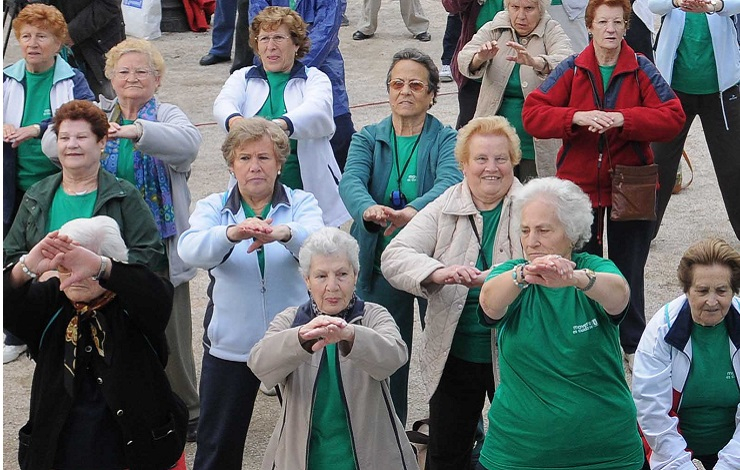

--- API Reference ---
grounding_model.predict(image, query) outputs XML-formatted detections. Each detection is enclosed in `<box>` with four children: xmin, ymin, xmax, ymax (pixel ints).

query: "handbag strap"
<box><xmin>680</xmin><ymin>150</ymin><xmax>694</xmax><ymax>189</ymax></box>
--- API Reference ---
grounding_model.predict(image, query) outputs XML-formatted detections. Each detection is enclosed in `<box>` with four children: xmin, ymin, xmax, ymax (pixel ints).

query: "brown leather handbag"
<box><xmin>610</xmin><ymin>163</ymin><xmax>659</xmax><ymax>221</ymax></box>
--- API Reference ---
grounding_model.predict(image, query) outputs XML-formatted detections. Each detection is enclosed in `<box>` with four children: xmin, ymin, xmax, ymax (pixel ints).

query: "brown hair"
<box><xmin>52</xmin><ymin>100</ymin><xmax>109</xmax><ymax>142</ymax></box>
<box><xmin>249</xmin><ymin>7</ymin><xmax>310</xmax><ymax>60</ymax></box>
<box><xmin>677</xmin><ymin>238</ymin><xmax>740</xmax><ymax>294</ymax></box>
<box><xmin>584</xmin><ymin>0</ymin><xmax>631</xmax><ymax>29</ymax></box>
<box><xmin>221</xmin><ymin>117</ymin><xmax>290</xmax><ymax>167</ymax></box>
<box><xmin>455</xmin><ymin>116</ymin><xmax>522</xmax><ymax>168</ymax></box>
<box><xmin>13</xmin><ymin>3</ymin><xmax>68</xmax><ymax>44</ymax></box>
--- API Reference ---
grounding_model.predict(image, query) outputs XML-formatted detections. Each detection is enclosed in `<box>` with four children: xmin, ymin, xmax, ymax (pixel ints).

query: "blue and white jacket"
<box><xmin>177</xmin><ymin>183</ymin><xmax>324</xmax><ymax>363</ymax></box>
<box><xmin>633</xmin><ymin>295</ymin><xmax>740</xmax><ymax>470</ymax></box>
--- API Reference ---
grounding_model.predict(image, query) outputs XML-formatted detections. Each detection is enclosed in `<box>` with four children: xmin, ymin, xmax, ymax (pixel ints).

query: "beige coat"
<box><xmin>380</xmin><ymin>179</ymin><xmax>523</xmax><ymax>402</ymax></box>
<box><xmin>458</xmin><ymin>11</ymin><xmax>573</xmax><ymax>177</ymax></box>
<box><xmin>247</xmin><ymin>302</ymin><xmax>419</xmax><ymax>470</ymax></box>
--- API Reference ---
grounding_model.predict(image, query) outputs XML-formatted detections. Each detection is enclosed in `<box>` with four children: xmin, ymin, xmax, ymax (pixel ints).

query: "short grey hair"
<box><xmin>298</xmin><ymin>227</ymin><xmax>360</xmax><ymax>277</ymax></box>
<box><xmin>503</xmin><ymin>0</ymin><xmax>552</xmax><ymax>20</ymax></box>
<box><xmin>513</xmin><ymin>177</ymin><xmax>593</xmax><ymax>250</ymax></box>
<box><xmin>58</xmin><ymin>216</ymin><xmax>129</xmax><ymax>262</ymax></box>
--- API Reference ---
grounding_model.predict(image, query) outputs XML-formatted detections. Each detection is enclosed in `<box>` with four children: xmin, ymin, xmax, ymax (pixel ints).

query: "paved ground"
<box><xmin>2</xmin><ymin>0</ymin><xmax>738</xmax><ymax>467</ymax></box>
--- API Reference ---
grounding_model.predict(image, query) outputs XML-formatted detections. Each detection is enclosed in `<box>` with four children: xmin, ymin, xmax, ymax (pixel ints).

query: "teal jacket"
<box><xmin>339</xmin><ymin>114</ymin><xmax>461</xmax><ymax>287</ymax></box>
<box><xmin>4</xmin><ymin>168</ymin><xmax>165</xmax><ymax>270</ymax></box>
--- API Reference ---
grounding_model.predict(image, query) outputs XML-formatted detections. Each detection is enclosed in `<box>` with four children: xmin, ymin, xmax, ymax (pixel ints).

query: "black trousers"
<box><xmin>441</xmin><ymin>14</ymin><xmax>461</xmax><ymax>65</ymax></box>
<box><xmin>581</xmin><ymin>208</ymin><xmax>652</xmax><ymax>353</ymax></box>
<box><xmin>652</xmin><ymin>86</ymin><xmax>740</xmax><ymax>240</ymax></box>
<box><xmin>193</xmin><ymin>349</ymin><xmax>261</xmax><ymax>470</ymax></box>
<box><xmin>230</xmin><ymin>0</ymin><xmax>255</xmax><ymax>73</ymax></box>
<box><xmin>427</xmin><ymin>355</ymin><xmax>494</xmax><ymax>470</ymax></box>
<box><xmin>625</xmin><ymin>9</ymin><xmax>654</xmax><ymax>62</ymax></box>
<box><xmin>456</xmin><ymin>80</ymin><xmax>481</xmax><ymax>130</ymax></box>
<box><xmin>330</xmin><ymin>112</ymin><xmax>356</xmax><ymax>172</ymax></box>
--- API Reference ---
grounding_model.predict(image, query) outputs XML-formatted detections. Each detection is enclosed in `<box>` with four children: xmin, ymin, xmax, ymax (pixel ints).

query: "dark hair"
<box><xmin>385</xmin><ymin>48</ymin><xmax>440</xmax><ymax>107</ymax></box>
<box><xmin>677</xmin><ymin>238</ymin><xmax>740</xmax><ymax>294</ymax></box>
<box><xmin>52</xmin><ymin>100</ymin><xmax>109</xmax><ymax>142</ymax></box>
<box><xmin>585</xmin><ymin>0</ymin><xmax>631</xmax><ymax>28</ymax></box>
<box><xmin>249</xmin><ymin>7</ymin><xmax>310</xmax><ymax>59</ymax></box>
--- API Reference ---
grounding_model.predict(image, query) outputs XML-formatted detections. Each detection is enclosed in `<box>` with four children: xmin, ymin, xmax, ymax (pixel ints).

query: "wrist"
<box><xmin>512</xmin><ymin>263</ymin><xmax>529</xmax><ymax>289</ymax></box>
<box><xmin>32</xmin><ymin>124</ymin><xmax>41</xmax><ymax>137</ymax></box>
<box><xmin>133</xmin><ymin>120</ymin><xmax>143</xmax><ymax>142</ymax></box>
<box><xmin>577</xmin><ymin>269</ymin><xmax>597</xmax><ymax>292</ymax></box>
<box><xmin>92</xmin><ymin>256</ymin><xmax>109</xmax><ymax>281</ymax></box>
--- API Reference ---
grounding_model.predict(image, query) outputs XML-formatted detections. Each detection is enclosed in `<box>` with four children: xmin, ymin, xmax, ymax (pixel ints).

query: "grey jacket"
<box><xmin>248</xmin><ymin>301</ymin><xmax>419</xmax><ymax>470</ymax></box>
<box><xmin>381</xmin><ymin>179</ymin><xmax>523</xmax><ymax>401</ymax></box>
<box><xmin>43</xmin><ymin>98</ymin><xmax>202</xmax><ymax>286</ymax></box>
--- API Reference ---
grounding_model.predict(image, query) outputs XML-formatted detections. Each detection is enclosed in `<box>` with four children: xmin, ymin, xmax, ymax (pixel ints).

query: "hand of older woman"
<box><xmin>363</xmin><ymin>204</ymin><xmax>392</xmax><ymax>227</ymax></box>
<box><xmin>249</xmin><ymin>223</ymin><xmax>293</xmax><ymax>252</ymax></box>
<box><xmin>505</xmin><ymin>42</ymin><xmax>546</xmax><ymax>72</ymax></box>
<box><xmin>426</xmin><ymin>265</ymin><xmax>484</xmax><ymax>287</ymax></box>
<box><xmin>40</xmin><ymin>235</ymin><xmax>110</xmax><ymax>289</ymax></box>
<box><xmin>523</xmin><ymin>255</ymin><xmax>577</xmax><ymax>287</ymax></box>
<box><xmin>298</xmin><ymin>316</ymin><xmax>356</xmax><ymax>352</ymax></box>
<box><xmin>108</xmin><ymin>122</ymin><xmax>141</xmax><ymax>141</ymax></box>
<box><xmin>572</xmin><ymin>110</ymin><xmax>617</xmax><ymax>133</ymax></box>
<box><xmin>382</xmin><ymin>206</ymin><xmax>418</xmax><ymax>236</ymax></box>
<box><xmin>4</xmin><ymin>124</ymin><xmax>40</xmax><ymax>148</ymax></box>
<box><xmin>471</xmin><ymin>41</ymin><xmax>500</xmax><ymax>71</ymax></box>
<box><xmin>226</xmin><ymin>217</ymin><xmax>274</xmax><ymax>243</ymax></box>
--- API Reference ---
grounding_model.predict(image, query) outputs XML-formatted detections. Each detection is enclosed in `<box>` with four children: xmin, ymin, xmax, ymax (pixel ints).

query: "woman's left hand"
<box><xmin>108</xmin><ymin>122</ymin><xmax>140</xmax><ymax>140</ymax></box>
<box><xmin>505</xmin><ymin>41</ymin><xmax>541</xmax><ymax>69</ymax></box>
<box><xmin>4</xmin><ymin>124</ymin><xmax>40</xmax><ymax>148</ymax></box>
<box><xmin>572</xmin><ymin>110</ymin><xmax>625</xmax><ymax>134</ymax></box>
<box><xmin>523</xmin><ymin>255</ymin><xmax>577</xmax><ymax>288</ymax></box>
<box><xmin>382</xmin><ymin>206</ymin><xmax>418</xmax><ymax>236</ymax></box>
<box><xmin>298</xmin><ymin>316</ymin><xmax>355</xmax><ymax>352</ymax></box>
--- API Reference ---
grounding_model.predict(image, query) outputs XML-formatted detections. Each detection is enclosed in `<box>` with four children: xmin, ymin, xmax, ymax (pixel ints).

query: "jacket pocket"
<box><xmin>18</xmin><ymin>421</ymin><xmax>31</xmax><ymax>470</ymax></box>
<box><xmin>149</xmin><ymin>393</ymin><xmax>188</xmax><ymax>469</ymax></box>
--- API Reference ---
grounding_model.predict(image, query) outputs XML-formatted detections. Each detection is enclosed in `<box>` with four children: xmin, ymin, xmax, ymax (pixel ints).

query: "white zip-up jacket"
<box><xmin>213</xmin><ymin>62</ymin><xmax>350</xmax><ymax>227</ymax></box>
<box><xmin>633</xmin><ymin>295</ymin><xmax>740</xmax><ymax>470</ymax></box>
<box><xmin>177</xmin><ymin>183</ymin><xmax>324</xmax><ymax>362</ymax></box>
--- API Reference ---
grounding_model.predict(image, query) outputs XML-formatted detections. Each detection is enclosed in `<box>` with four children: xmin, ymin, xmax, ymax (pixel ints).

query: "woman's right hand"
<box><xmin>471</xmin><ymin>41</ymin><xmax>499</xmax><ymax>71</ymax></box>
<box><xmin>3</xmin><ymin>123</ymin><xmax>40</xmax><ymax>148</ymax></box>
<box><xmin>426</xmin><ymin>265</ymin><xmax>484</xmax><ymax>287</ymax></box>
<box><xmin>298</xmin><ymin>316</ymin><xmax>355</xmax><ymax>352</ymax></box>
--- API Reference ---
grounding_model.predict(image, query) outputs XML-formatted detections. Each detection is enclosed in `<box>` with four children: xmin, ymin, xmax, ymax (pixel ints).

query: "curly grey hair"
<box><xmin>298</xmin><ymin>227</ymin><xmax>360</xmax><ymax>277</ymax></box>
<box><xmin>503</xmin><ymin>0</ymin><xmax>552</xmax><ymax>20</ymax></box>
<box><xmin>58</xmin><ymin>216</ymin><xmax>129</xmax><ymax>261</ymax></box>
<box><xmin>512</xmin><ymin>177</ymin><xmax>593</xmax><ymax>250</ymax></box>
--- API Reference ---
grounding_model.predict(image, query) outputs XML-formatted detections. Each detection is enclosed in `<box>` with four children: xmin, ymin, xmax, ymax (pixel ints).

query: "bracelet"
<box><xmin>19</xmin><ymin>255</ymin><xmax>38</xmax><ymax>279</ymax></box>
<box><xmin>91</xmin><ymin>256</ymin><xmax>108</xmax><ymax>281</ymax></box>
<box><xmin>133</xmin><ymin>120</ymin><xmax>144</xmax><ymax>142</ymax></box>
<box><xmin>511</xmin><ymin>263</ymin><xmax>529</xmax><ymax>289</ymax></box>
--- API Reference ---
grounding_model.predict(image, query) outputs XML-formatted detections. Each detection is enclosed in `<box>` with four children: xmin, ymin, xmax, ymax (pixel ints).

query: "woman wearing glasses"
<box><xmin>339</xmin><ymin>48</ymin><xmax>462</xmax><ymax>425</ymax></box>
<box><xmin>42</xmin><ymin>37</ymin><xmax>203</xmax><ymax>441</ymax></box>
<box><xmin>214</xmin><ymin>6</ymin><xmax>350</xmax><ymax>228</ymax></box>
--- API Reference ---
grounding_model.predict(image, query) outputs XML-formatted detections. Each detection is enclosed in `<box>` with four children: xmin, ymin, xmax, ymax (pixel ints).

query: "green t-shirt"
<box><xmin>497</xmin><ymin>63</ymin><xmax>535</xmax><ymax>161</ymax></box>
<box><xmin>308</xmin><ymin>344</ymin><xmax>357</xmax><ymax>470</ymax></box>
<box><xmin>115</xmin><ymin>119</ymin><xmax>137</xmax><ymax>185</ymax></box>
<box><xmin>240</xmin><ymin>201</ymin><xmax>272</xmax><ymax>277</ymax></box>
<box><xmin>678</xmin><ymin>322</ymin><xmax>740</xmax><ymax>455</ymax></box>
<box><xmin>671</xmin><ymin>13</ymin><xmax>719</xmax><ymax>94</ymax></box>
<box><xmin>17</xmin><ymin>66</ymin><xmax>58</xmax><ymax>191</ymax></box>
<box><xmin>476</xmin><ymin>0</ymin><xmax>505</xmax><ymax>31</ymax></box>
<box><xmin>477</xmin><ymin>253</ymin><xmax>644</xmax><ymax>470</ymax></box>
<box><xmin>257</xmin><ymin>71</ymin><xmax>302</xmax><ymax>189</ymax></box>
<box><xmin>450</xmin><ymin>205</ymin><xmax>502</xmax><ymax>363</ymax></box>
<box><xmin>47</xmin><ymin>186</ymin><xmax>97</xmax><ymax>232</ymax></box>
<box><xmin>373</xmin><ymin>132</ymin><xmax>420</xmax><ymax>272</ymax></box>
<box><xmin>600</xmin><ymin>64</ymin><xmax>616</xmax><ymax>94</ymax></box>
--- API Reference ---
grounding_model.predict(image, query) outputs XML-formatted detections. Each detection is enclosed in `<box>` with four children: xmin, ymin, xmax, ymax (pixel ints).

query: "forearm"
<box><xmin>479</xmin><ymin>269</ymin><xmax>524</xmax><ymax>320</ymax></box>
<box><xmin>574</xmin><ymin>270</ymin><xmax>629</xmax><ymax>315</ymax></box>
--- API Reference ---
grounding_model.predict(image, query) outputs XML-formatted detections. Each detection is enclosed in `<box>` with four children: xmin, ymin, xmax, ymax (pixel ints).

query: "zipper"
<box><xmin>305</xmin><ymin>349</ymin><xmax>326</xmax><ymax>468</ymax></box>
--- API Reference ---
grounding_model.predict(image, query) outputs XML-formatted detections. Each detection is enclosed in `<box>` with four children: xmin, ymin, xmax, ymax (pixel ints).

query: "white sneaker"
<box><xmin>4</xmin><ymin>344</ymin><xmax>27</xmax><ymax>364</ymax></box>
<box><xmin>440</xmin><ymin>64</ymin><xmax>453</xmax><ymax>82</ymax></box>
<box><xmin>259</xmin><ymin>382</ymin><xmax>277</xmax><ymax>396</ymax></box>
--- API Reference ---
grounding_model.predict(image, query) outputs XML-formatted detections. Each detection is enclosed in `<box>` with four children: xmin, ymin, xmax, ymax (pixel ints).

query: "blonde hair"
<box><xmin>221</xmin><ymin>117</ymin><xmax>290</xmax><ymax>167</ymax></box>
<box><xmin>455</xmin><ymin>116</ymin><xmax>522</xmax><ymax>168</ymax></box>
<box><xmin>104</xmin><ymin>38</ymin><xmax>166</xmax><ymax>83</ymax></box>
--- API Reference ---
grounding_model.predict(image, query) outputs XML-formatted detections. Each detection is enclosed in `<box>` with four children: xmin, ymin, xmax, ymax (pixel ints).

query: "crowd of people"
<box><xmin>3</xmin><ymin>0</ymin><xmax>739</xmax><ymax>469</ymax></box>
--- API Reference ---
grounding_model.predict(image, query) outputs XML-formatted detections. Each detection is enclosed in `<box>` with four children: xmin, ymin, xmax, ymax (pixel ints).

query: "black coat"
<box><xmin>4</xmin><ymin>262</ymin><xmax>187</xmax><ymax>470</ymax></box>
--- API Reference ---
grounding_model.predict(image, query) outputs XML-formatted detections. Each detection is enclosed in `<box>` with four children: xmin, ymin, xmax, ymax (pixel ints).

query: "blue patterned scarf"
<box><xmin>102</xmin><ymin>97</ymin><xmax>176</xmax><ymax>239</ymax></box>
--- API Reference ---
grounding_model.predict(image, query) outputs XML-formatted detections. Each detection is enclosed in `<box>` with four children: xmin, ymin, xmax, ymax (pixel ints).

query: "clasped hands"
<box><xmin>298</xmin><ymin>316</ymin><xmax>355</xmax><ymax>352</ymax></box>
<box><xmin>427</xmin><ymin>265</ymin><xmax>487</xmax><ymax>288</ymax></box>
<box><xmin>363</xmin><ymin>205</ymin><xmax>418</xmax><ymax>236</ymax></box>
<box><xmin>520</xmin><ymin>255</ymin><xmax>578</xmax><ymax>288</ymax></box>
<box><xmin>226</xmin><ymin>217</ymin><xmax>291</xmax><ymax>253</ymax></box>
<box><xmin>573</xmin><ymin>110</ymin><xmax>625</xmax><ymax>134</ymax></box>
<box><xmin>3</xmin><ymin>123</ymin><xmax>40</xmax><ymax>148</ymax></box>
<box><xmin>674</xmin><ymin>0</ymin><xmax>720</xmax><ymax>12</ymax></box>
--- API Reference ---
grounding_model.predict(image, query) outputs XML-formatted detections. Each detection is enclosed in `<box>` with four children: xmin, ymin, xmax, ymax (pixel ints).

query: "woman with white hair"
<box><xmin>476</xmin><ymin>177</ymin><xmax>644</xmax><ymax>470</ymax></box>
<box><xmin>4</xmin><ymin>216</ymin><xmax>187</xmax><ymax>470</ymax></box>
<box><xmin>248</xmin><ymin>227</ymin><xmax>418</xmax><ymax>470</ymax></box>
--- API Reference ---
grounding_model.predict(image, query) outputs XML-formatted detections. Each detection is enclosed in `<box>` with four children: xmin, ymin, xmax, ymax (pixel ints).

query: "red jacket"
<box><xmin>522</xmin><ymin>40</ymin><xmax>685</xmax><ymax>207</ymax></box>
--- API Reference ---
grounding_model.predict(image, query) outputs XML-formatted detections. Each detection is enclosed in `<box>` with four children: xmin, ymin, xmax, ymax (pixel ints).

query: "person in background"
<box><xmin>178</xmin><ymin>118</ymin><xmax>324</xmax><ymax>470</ymax></box>
<box><xmin>199</xmin><ymin>0</ymin><xmax>253</xmax><ymax>67</ymax></box>
<box><xmin>339</xmin><ymin>48</ymin><xmax>462</xmax><ymax>425</ymax></box>
<box><xmin>248</xmin><ymin>227</ymin><xmax>419</xmax><ymax>470</ymax></box>
<box><xmin>548</xmin><ymin>0</ymin><xmax>589</xmax><ymax>50</ymax></box>
<box><xmin>633</xmin><ymin>238</ymin><xmax>740</xmax><ymax>470</ymax></box>
<box><xmin>4</xmin><ymin>216</ymin><xmax>187</xmax><ymax>470</ymax></box>
<box><xmin>477</xmin><ymin>176</ymin><xmax>645</xmax><ymax>470</ymax></box>
<box><xmin>382</xmin><ymin>116</ymin><xmax>523</xmax><ymax>469</ymax></box>
<box><xmin>214</xmin><ymin>6</ymin><xmax>349</xmax><ymax>227</ymax></box>
<box><xmin>649</xmin><ymin>0</ymin><xmax>740</xmax><ymax>241</ymax></box>
<box><xmin>522</xmin><ymin>0</ymin><xmax>685</xmax><ymax>369</ymax></box>
<box><xmin>249</xmin><ymin>0</ymin><xmax>355</xmax><ymax>170</ymax></box>
<box><xmin>46</xmin><ymin>0</ymin><xmax>125</xmax><ymax>99</ymax></box>
<box><xmin>3</xmin><ymin>5</ymin><xmax>96</xmax><ymax>363</ymax></box>
<box><xmin>457</xmin><ymin>0</ymin><xmax>572</xmax><ymax>181</ymax></box>
<box><xmin>440</xmin><ymin>14</ymin><xmax>462</xmax><ymax>82</ymax></box>
<box><xmin>352</xmin><ymin>0</ymin><xmax>431</xmax><ymax>41</ymax></box>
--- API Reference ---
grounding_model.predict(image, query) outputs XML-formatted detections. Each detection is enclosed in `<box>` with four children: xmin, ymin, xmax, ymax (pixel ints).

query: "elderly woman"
<box><xmin>338</xmin><ymin>48</ymin><xmax>462</xmax><ymax>425</ymax></box>
<box><xmin>522</xmin><ymin>0</ymin><xmax>686</xmax><ymax>365</ymax></box>
<box><xmin>4</xmin><ymin>216</ymin><xmax>187</xmax><ymax>470</ymax></box>
<box><xmin>381</xmin><ymin>116</ymin><xmax>523</xmax><ymax>469</ymax></box>
<box><xmin>44</xmin><ymin>37</ymin><xmax>204</xmax><ymax>438</ymax></box>
<box><xmin>213</xmin><ymin>6</ymin><xmax>349</xmax><ymax>227</ymax></box>
<box><xmin>633</xmin><ymin>238</ymin><xmax>740</xmax><ymax>470</ymax></box>
<box><xmin>477</xmin><ymin>177</ymin><xmax>644</xmax><ymax>470</ymax></box>
<box><xmin>248</xmin><ymin>227</ymin><xmax>419</xmax><ymax>470</ymax></box>
<box><xmin>177</xmin><ymin>117</ymin><xmax>324</xmax><ymax>470</ymax></box>
<box><xmin>5</xmin><ymin>100</ymin><xmax>165</xmax><ymax>275</ymax></box>
<box><xmin>3</xmin><ymin>3</ymin><xmax>94</xmax><ymax>236</ymax></box>
<box><xmin>649</xmin><ymin>0</ymin><xmax>740</xmax><ymax>241</ymax></box>
<box><xmin>457</xmin><ymin>0</ymin><xmax>572</xmax><ymax>180</ymax></box>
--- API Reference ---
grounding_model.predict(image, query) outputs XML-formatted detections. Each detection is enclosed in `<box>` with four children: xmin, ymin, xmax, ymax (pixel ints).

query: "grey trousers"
<box><xmin>357</xmin><ymin>0</ymin><xmax>429</xmax><ymax>36</ymax></box>
<box><xmin>165</xmin><ymin>282</ymin><xmax>200</xmax><ymax>421</ymax></box>
<box><xmin>547</xmin><ymin>4</ymin><xmax>588</xmax><ymax>53</ymax></box>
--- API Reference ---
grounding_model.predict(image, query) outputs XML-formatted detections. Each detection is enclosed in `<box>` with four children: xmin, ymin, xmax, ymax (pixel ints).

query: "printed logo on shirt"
<box><xmin>406</xmin><ymin>175</ymin><xmax>417</xmax><ymax>183</ymax></box>
<box><xmin>572</xmin><ymin>318</ymin><xmax>599</xmax><ymax>335</ymax></box>
<box><xmin>43</xmin><ymin>108</ymin><xmax>52</xmax><ymax>118</ymax></box>
<box><xmin>728</xmin><ymin>371</ymin><xmax>736</xmax><ymax>381</ymax></box>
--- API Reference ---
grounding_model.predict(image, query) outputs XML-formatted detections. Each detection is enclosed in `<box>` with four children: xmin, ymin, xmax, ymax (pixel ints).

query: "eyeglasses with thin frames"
<box><xmin>387</xmin><ymin>79</ymin><xmax>428</xmax><ymax>93</ymax></box>
<box><xmin>114</xmin><ymin>69</ymin><xmax>154</xmax><ymax>80</ymax></box>
<box><xmin>257</xmin><ymin>34</ymin><xmax>291</xmax><ymax>45</ymax></box>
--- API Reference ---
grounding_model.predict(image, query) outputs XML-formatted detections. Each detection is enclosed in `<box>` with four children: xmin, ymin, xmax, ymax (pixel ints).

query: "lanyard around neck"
<box><xmin>392</xmin><ymin>122</ymin><xmax>424</xmax><ymax>190</ymax></box>
<box><xmin>467</xmin><ymin>214</ymin><xmax>490</xmax><ymax>270</ymax></box>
